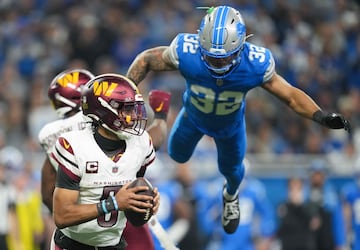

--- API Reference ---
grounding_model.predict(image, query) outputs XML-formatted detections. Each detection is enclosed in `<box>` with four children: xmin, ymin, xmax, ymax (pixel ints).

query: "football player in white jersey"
<box><xmin>39</xmin><ymin>69</ymin><xmax>171</xmax><ymax>212</ymax></box>
<box><xmin>50</xmin><ymin>73</ymin><xmax>160</xmax><ymax>249</ymax></box>
<box><xmin>39</xmin><ymin>69</ymin><xmax>171</xmax><ymax>250</ymax></box>
<box><xmin>39</xmin><ymin>69</ymin><xmax>95</xmax><ymax>212</ymax></box>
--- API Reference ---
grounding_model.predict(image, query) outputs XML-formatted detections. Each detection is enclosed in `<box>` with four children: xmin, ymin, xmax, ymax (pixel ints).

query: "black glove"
<box><xmin>313</xmin><ymin>110</ymin><xmax>351</xmax><ymax>133</ymax></box>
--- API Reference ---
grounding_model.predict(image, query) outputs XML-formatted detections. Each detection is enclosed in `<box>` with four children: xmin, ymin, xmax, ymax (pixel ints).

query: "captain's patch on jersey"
<box><xmin>86</xmin><ymin>161</ymin><xmax>99</xmax><ymax>173</ymax></box>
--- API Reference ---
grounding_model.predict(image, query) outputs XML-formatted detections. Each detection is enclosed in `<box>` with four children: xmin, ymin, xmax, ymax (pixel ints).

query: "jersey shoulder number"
<box><xmin>180</xmin><ymin>33</ymin><xmax>199</xmax><ymax>54</ymax></box>
<box><xmin>247</xmin><ymin>43</ymin><xmax>267</xmax><ymax>63</ymax></box>
<box><xmin>244</xmin><ymin>42</ymin><xmax>275</xmax><ymax>82</ymax></box>
<box><xmin>172</xmin><ymin>33</ymin><xmax>199</xmax><ymax>56</ymax></box>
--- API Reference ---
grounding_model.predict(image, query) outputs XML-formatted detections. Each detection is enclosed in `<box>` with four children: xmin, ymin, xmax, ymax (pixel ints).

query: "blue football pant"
<box><xmin>168</xmin><ymin>108</ymin><xmax>246</xmax><ymax>195</ymax></box>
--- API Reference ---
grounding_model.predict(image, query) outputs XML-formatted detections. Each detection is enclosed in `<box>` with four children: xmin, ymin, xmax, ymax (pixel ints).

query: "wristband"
<box><xmin>102</xmin><ymin>200</ymin><xmax>109</xmax><ymax>214</ymax></box>
<box><xmin>111</xmin><ymin>195</ymin><xmax>119</xmax><ymax>211</ymax></box>
<box><xmin>96</xmin><ymin>196</ymin><xmax>119</xmax><ymax>215</ymax></box>
<box><xmin>97</xmin><ymin>202</ymin><xmax>104</xmax><ymax>215</ymax></box>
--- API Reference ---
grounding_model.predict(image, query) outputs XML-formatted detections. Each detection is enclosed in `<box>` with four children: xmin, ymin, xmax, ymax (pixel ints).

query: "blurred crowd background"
<box><xmin>0</xmin><ymin>0</ymin><xmax>360</xmax><ymax>250</ymax></box>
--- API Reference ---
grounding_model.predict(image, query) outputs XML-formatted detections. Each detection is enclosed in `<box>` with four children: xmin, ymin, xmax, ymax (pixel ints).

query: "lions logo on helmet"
<box><xmin>198</xmin><ymin>6</ymin><xmax>246</xmax><ymax>78</ymax></box>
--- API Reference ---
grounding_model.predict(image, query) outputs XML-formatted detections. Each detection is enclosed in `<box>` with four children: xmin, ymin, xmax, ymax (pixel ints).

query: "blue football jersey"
<box><xmin>169</xmin><ymin>33</ymin><xmax>275</xmax><ymax>137</ymax></box>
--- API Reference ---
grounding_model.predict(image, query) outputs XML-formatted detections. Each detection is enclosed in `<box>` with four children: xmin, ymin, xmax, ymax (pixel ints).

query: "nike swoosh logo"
<box><xmin>155</xmin><ymin>102</ymin><xmax>164</xmax><ymax>112</ymax></box>
<box><xmin>62</xmin><ymin>138</ymin><xmax>70</xmax><ymax>149</ymax></box>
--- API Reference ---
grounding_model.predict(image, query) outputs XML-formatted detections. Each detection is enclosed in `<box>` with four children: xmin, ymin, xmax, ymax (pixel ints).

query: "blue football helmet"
<box><xmin>198</xmin><ymin>6</ymin><xmax>246</xmax><ymax>78</ymax></box>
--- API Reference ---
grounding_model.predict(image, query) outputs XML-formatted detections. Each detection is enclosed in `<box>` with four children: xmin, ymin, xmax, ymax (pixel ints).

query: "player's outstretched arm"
<box><xmin>126</xmin><ymin>46</ymin><xmax>177</xmax><ymax>85</ymax></box>
<box><xmin>262</xmin><ymin>73</ymin><xmax>351</xmax><ymax>132</ymax></box>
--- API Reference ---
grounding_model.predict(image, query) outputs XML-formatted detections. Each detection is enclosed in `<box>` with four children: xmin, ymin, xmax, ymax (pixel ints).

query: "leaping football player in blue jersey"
<box><xmin>126</xmin><ymin>5</ymin><xmax>351</xmax><ymax>234</ymax></box>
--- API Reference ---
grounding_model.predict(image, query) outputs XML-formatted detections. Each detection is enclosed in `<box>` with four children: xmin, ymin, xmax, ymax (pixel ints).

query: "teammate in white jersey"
<box><xmin>50</xmin><ymin>73</ymin><xmax>160</xmax><ymax>249</ymax></box>
<box><xmin>39</xmin><ymin>69</ymin><xmax>171</xmax><ymax>250</ymax></box>
<box><xmin>39</xmin><ymin>69</ymin><xmax>95</xmax><ymax>212</ymax></box>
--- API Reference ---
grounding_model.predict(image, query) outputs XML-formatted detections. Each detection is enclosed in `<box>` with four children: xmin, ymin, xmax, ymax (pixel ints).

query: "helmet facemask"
<box><xmin>201</xmin><ymin>48</ymin><xmax>242</xmax><ymax>76</ymax></box>
<box><xmin>198</xmin><ymin>6</ymin><xmax>246</xmax><ymax>78</ymax></box>
<box><xmin>103</xmin><ymin>95</ymin><xmax>147</xmax><ymax>139</ymax></box>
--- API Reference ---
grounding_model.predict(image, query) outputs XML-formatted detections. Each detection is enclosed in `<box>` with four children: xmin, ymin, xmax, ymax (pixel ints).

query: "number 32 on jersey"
<box><xmin>190</xmin><ymin>85</ymin><xmax>243</xmax><ymax>115</ymax></box>
<box><xmin>183</xmin><ymin>34</ymin><xmax>244</xmax><ymax>116</ymax></box>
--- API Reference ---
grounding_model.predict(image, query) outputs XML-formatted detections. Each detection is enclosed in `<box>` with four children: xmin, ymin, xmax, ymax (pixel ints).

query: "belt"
<box><xmin>54</xmin><ymin>229</ymin><xmax>127</xmax><ymax>250</ymax></box>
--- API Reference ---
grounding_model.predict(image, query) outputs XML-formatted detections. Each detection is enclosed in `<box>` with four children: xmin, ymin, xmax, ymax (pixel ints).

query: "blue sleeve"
<box><xmin>242</xmin><ymin>42</ymin><xmax>275</xmax><ymax>85</ymax></box>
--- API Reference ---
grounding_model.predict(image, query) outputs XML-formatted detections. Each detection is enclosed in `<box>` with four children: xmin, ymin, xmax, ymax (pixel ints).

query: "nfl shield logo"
<box><xmin>112</xmin><ymin>166</ymin><xmax>119</xmax><ymax>173</ymax></box>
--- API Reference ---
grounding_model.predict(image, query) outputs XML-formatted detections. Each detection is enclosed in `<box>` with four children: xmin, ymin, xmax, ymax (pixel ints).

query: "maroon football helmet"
<box><xmin>48</xmin><ymin>69</ymin><xmax>94</xmax><ymax>118</ymax></box>
<box><xmin>81</xmin><ymin>73</ymin><xmax>147</xmax><ymax>138</ymax></box>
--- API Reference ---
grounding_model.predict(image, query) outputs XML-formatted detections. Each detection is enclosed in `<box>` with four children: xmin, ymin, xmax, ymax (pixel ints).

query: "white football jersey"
<box><xmin>38</xmin><ymin>112</ymin><xmax>90</xmax><ymax>169</ymax></box>
<box><xmin>51</xmin><ymin>128</ymin><xmax>155</xmax><ymax>247</ymax></box>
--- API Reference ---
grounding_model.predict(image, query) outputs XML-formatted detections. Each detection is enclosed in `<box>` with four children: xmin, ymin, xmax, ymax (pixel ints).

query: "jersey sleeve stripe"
<box><xmin>146</xmin><ymin>148</ymin><xmax>154</xmax><ymax>159</ymax></box>
<box><xmin>144</xmin><ymin>137</ymin><xmax>156</xmax><ymax>166</ymax></box>
<box><xmin>59</xmin><ymin>162</ymin><xmax>81</xmax><ymax>183</ymax></box>
<box><xmin>50</xmin><ymin>152</ymin><xmax>81</xmax><ymax>182</ymax></box>
<box><xmin>136</xmin><ymin>156</ymin><xmax>156</xmax><ymax>177</ymax></box>
<box><xmin>52</xmin><ymin>141</ymin><xmax>81</xmax><ymax>179</ymax></box>
<box><xmin>143</xmin><ymin>156</ymin><xmax>155</xmax><ymax>169</ymax></box>
<box><xmin>54</xmin><ymin>145</ymin><xmax>78</xmax><ymax>168</ymax></box>
<box><xmin>149</xmin><ymin>138</ymin><xmax>153</xmax><ymax>147</ymax></box>
<box><xmin>168</xmin><ymin>36</ymin><xmax>180</xmax><ymax>67</ymax></box>
<box><xmin>264</xmin><ymin>54</ymin><xmax>275</xmax><ymax>82</ymax></box>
